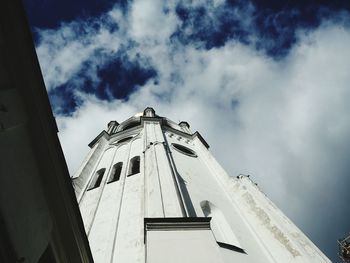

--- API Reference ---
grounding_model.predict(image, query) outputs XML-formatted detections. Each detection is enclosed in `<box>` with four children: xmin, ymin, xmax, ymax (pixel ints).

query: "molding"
<box><xmin>88</xmin><ymin>130</ymin><xmax>109</xmax><ymax>148</ymax></box>
<box><xmin>144</xmin><ymin>217</ymin><xmax>211</xmax><ymax>243</ymax></box>
<box><xmin>193</xmin><ymin>131</ymin><xmax>210</xmax><ymax>149</ymax></box>
<box><xmin>88</xmin><ymin>112</ymin><xmax>209</xmax><ymax>149</ymax></box>
<box><xmin>141</xmin><ymin>116</ymin><xmax>164</xmax><ymax>124</ymax></box>
<box><xmin>145</xmin><ymin>217</ymin><xmax>211</xmax><ymax>231</ymax></box>
<box><xmin>163</xmin><ymin>126</ymin><xmax>210</xmax><ymax>149</ymax></box>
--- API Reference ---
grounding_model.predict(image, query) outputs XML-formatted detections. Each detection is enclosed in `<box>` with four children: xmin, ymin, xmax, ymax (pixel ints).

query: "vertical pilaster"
<box><xmin>144</xmin><ymin>121</ymin><xmax>165</xmax><ymax>217</ymax></box>
<box><xmin>143</xmin><ymin>120</ymin><xmax>183</xmax><ymax>218</ymax></box>
<box><xmin>153</xmin><ymin>122</ymin><xmax>183</xmax><ymax>217</ymax></box>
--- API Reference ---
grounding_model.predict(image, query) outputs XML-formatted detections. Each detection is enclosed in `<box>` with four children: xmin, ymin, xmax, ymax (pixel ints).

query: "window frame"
<box><xmin>128</xmin><ymin>156</ymin><xmax>140</xmax><ymax>177</ymax></box>
<box><xmin>87</xmin><ymin>168</ymin><xmax>106</xmax><ymax>191</ymax></box>
<box><xmin>171</xmin><ymin>143</ymin><xmax>197</xmax><ymax>157</ymax></box>
<box><xmin>107</xmin><ymin>162</ymin><xmax>123</xmax><ymax>184</ymax></box>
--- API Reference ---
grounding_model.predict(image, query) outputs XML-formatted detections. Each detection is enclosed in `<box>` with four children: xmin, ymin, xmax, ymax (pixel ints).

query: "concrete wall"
<box><xmin>147</xmin><ymin>229</ymin><xmax>222</xmax><ymax>263</ymax></box>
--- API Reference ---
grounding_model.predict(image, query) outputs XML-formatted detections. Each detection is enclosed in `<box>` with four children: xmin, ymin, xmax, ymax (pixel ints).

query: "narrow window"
<box><xmin>87</xmin><ymin>168</ymin><xmax>106</xmax><ymax>190</ymax></box>
<box><xmin>128</xmin><ymin>156</ymin><xmax>140</xmax><ymax>176</ymax></box>
<box><xmin>108</xmin><ymin>162</ymin><xmax>123</xmax><ymax>183</ymax></box>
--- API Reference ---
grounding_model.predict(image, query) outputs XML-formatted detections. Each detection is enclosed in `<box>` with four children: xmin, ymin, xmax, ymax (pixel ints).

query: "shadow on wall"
<box><xmin>177</xmin><ymin>174</ymin><xmax>197</xmax><ymax>217</ymax></box>
<box><xmin>200</xmin><ymin>200</ymin><xmax>243</xmax><ymax>252</ymax></box>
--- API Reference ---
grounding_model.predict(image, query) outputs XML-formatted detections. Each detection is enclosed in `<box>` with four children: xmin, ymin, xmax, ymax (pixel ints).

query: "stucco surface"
<box><xmin>75</xmin><ymin>110</ymin><xmax>330</xmax><ymax>263</ymax></box>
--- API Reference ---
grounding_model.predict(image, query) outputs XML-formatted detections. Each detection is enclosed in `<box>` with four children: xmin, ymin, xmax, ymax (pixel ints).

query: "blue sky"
<box><xmin>23</xmin><ymin>0</ymin><xmax>350</xmax><ymax>261</ymax></box>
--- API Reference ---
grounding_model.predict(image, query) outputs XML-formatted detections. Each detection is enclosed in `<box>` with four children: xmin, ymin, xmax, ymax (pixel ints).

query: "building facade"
<box><xmin>73</xmin><ymin>107</ymin><xmax>330</xmax><ymax>263</ymax></box>
<box><xmin>0</xmin><ymin>1</ymin><xmax>93</xmax><ymax>262</ymax></box>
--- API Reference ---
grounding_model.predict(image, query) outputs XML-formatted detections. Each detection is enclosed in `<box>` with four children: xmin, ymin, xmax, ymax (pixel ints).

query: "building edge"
<box><xmin>0</xmin><ymin>1</ymin><xmax>93</xmax><ymax>262</ymax></box>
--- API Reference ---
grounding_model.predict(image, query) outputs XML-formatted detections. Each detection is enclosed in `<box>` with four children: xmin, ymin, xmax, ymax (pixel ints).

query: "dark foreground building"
<box><xmin>0</xmin><ymin>1</ymin><xmax>93</xmax><ymax>262</ymax></box>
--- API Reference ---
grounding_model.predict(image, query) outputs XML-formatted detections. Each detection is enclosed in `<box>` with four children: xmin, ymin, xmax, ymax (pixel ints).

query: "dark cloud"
<box><xmin>48</xmin><ymin>83</ymin><xmax>82</xmax><ymax>115</ymax></box>
<box><xmin>173</xmin><ymin>0</ymin><xmax>350</xmax><ymax>57</ymax></box>
<box><xmin>250</xmin><ymin>0</ymin><xmax>350</xmax><ymax>56</ymax></box>
<box><xmin>23</xmin><ymin>0</ymin><xmax>127</xmax><ymax>29</ymax></box>
<box><xmin>24</xmin><ymin>0</ymin><xmax>350</xmax><ymax>57</ymax></box>
<box><xmin>173</xmin><ymin>2</ymin><xmax>251</xmax><ymax>49</ymax></box>
<box><xmin>48</xmin><ymin>55</ymin><xmax>156</xmax><ymax>115</ymax></box>
<box><xmin>88</xmin><ymin>56</ymin><xmax>157</xmax><ymax>100</ymax></box>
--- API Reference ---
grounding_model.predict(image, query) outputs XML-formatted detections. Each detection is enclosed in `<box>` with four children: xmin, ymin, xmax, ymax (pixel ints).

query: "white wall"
<box><xmin>75</xmin><ymin>113</ymin><xmax>330</xmax><ymax>263</ymax></box>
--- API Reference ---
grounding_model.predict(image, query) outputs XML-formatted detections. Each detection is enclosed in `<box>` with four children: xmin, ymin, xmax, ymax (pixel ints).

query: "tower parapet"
<box><xmin>107</xmin><ymin>120</ymin><xmax>119</xmax><ymax>134</ymax></box>
<box><xmin>179</xmin><ymin>121</ymin><xmax>191</xmax><ymax>134</ymax></box>
<box><xmin>143</xmin><ymin>107</ymin><xmax>156</xmax><ymax>117</ymax></box>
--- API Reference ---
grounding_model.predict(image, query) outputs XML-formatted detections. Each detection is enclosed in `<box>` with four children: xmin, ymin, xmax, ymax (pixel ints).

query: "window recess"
<box><xmin>107</xmin><ymin>162</ymin><xmax>123</xmax><ymax>183</ymax></box>
<box><xmin>128</xmin><ymin>156</ymin><xmax>140</xmax><ymax>176</ymax></box>
<box><xmin>87</xmin><ymin>168</ymin><xmax>106</xmax><ymax>191</ymax></box>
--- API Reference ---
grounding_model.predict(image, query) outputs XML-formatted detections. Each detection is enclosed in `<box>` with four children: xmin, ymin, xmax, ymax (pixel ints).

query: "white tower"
<box><xmin>73</xmin><ymin>107</ymin><xmax>330</xmax><ymax>263</ymax></box>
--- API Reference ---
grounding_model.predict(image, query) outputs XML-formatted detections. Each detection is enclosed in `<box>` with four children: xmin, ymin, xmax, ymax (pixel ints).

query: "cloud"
<box><xmin>129</xmin><ymin>0</ymin><xmax>178</xmax><ymax>42</ymax></box>
<box><xmin>36</xmin><ymin>20</ymin><xmax>118</xmax><ymax>91</ymax></box>
<box><xmin>33</xmin><ymin>0</ymin><xmax>350</xmax><ymax>261</ymax></box>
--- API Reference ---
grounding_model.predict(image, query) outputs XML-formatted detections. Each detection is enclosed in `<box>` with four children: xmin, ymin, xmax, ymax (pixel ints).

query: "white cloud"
<box><xmin>36</xmin><ymin>12</ymin><xmax>126</xmax><ymax>90</ymax></box>
<box><xmin>129</xmin><ymin>0</ymin><xmax>178</xmax><ymax>42</ymax></box>
<box><xmin>35</xmin><ymin>1</ymin><xmax>350</xmax><ymax>258</ymax></box>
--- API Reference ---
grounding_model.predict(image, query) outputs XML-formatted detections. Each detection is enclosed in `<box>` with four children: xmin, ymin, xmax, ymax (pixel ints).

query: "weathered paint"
<box><xmin>74</xmin><ymin>108</ymin><xmax>330</xmax><ymax>263</ymax></box>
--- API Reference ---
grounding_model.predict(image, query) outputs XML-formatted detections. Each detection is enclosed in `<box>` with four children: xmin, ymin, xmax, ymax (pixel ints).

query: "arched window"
<box><xmin>116</xmin><ymin>136</ymin><xmax>133</xmax><ymax>144</ymax></box>
<box><xmin>123</xmin><ymin>121</ymin><xmax>140</xmax><ymax>131</ymax></box>
<box><xmin>87</xmin><ymin>168</ymin><xmax>106</xmax><ymax>190</ymax></box>
<box><xmin>107</xmin><ymin>162</ymin><xmax>123</xmax><ymax>183</ymax></box>
<box><xmin>128</xmin><ymin>156</ymin><xmax>140</xmax><ymax>176</ymax></box>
